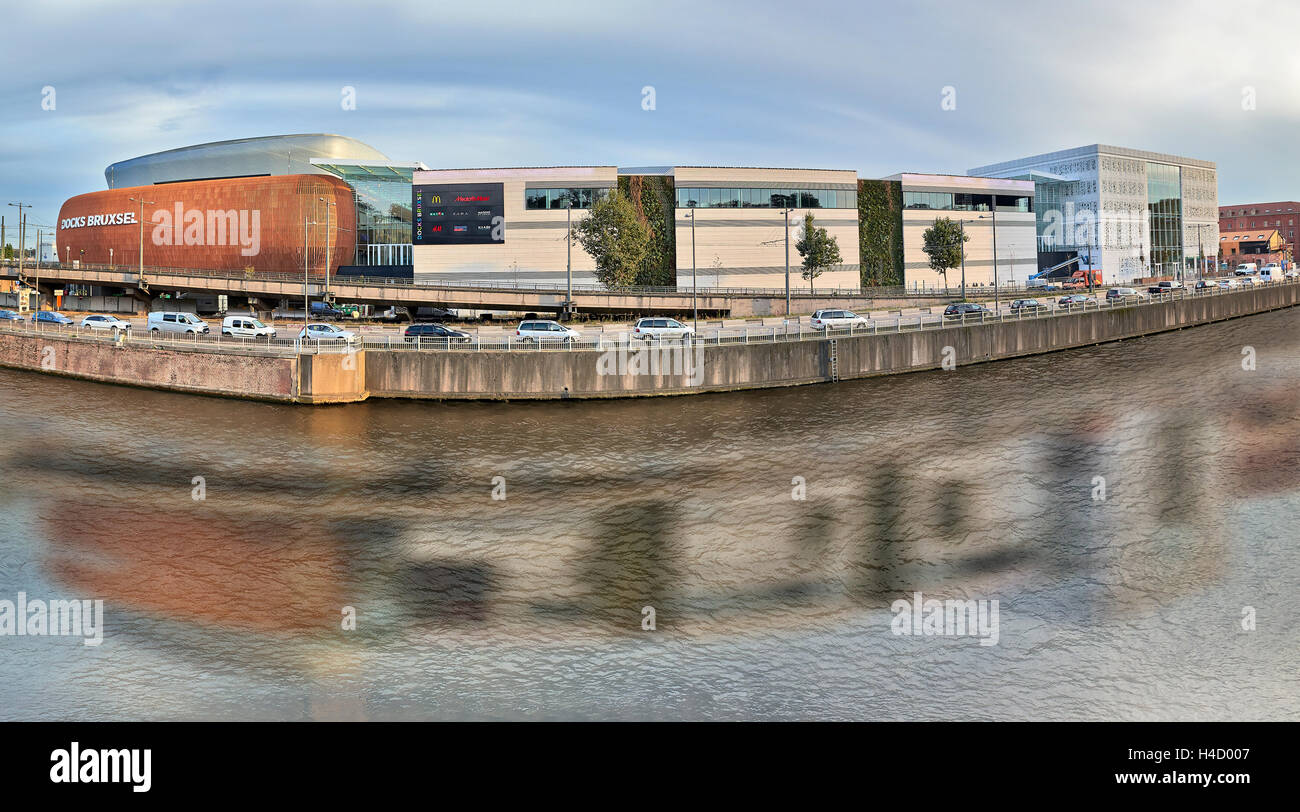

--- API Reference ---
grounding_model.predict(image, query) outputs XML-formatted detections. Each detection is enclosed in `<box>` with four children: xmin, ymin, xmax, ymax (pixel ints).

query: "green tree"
<box><xmin>795</xmin><ymin>212</ymin><xmax>842</xmax><ymax>291</ymax></box>
<box><xmin>2</xmin><ymin>244</ymin><xmax>12</xmax><ymax>260</ymax></box>
<box><xmin>570</xmin><ymin>190</ymin><xmax>651</xmax><ymax>289</ymax></box>
<box><xmin>921</xmin><ymin>217</ymin><xmax>968</xmax><ymax>292</ymax></box>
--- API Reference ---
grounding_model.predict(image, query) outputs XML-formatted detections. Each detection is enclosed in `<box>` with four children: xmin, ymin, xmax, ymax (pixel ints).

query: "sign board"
<box><xmin>412</xmin><ymin>183</ymin><xmax>505</xmax><ymax>245</ymax></box>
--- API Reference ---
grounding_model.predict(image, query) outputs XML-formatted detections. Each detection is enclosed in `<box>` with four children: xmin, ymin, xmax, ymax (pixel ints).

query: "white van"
<box><xmin>1260</xmin><ymin>264</ymin><xmax>1283</xmax><ymax>283</ymax></box>
<box><xmin>148</xmin><ymin>311</ymin><xmax>210</xmax><ymax>335</ymax></box>
<box><xmin>1234</xmin><ymin>262</ymin><xmax>1258</xmax><ymax>276</ymax></box>
<box><xmin>222</xmin><ymin>315</ymin><xmax>276</xmax><ymax>338</ymax></box>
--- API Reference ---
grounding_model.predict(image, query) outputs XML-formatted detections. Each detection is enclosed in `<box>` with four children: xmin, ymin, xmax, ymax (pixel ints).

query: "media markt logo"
<box><xmin>596</xmin><ymin>338</ymin><xmax>705</xmax><ymax>387</ymax></box>
<box><xmin>0</xmin><ymin>592</ymin><xmax>104</xmax><ymax>646</ymax></box>
<box><xmin>890</xmin><ymin>591</ymin><xmax>999</xmax><ymax>646</ymax></box>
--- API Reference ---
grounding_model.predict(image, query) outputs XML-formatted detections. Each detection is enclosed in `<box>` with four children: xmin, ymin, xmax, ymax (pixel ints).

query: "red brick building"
<box><xmin>1219</xmin><ymin>201</ymin><xmax>1299</xmax><ymax>265</ymax></box>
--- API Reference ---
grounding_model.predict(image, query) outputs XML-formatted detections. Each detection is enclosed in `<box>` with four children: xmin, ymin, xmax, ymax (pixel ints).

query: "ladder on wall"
<box><xmin>828</xmin><ymin>338</ymin><xmax>839</xmax><ymax>382</ymax></box>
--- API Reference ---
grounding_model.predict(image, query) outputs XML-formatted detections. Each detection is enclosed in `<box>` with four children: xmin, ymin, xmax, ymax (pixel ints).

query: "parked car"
<box><xmin>222</xmin><ymin>315</ymin><xmax>276</xmax><ymax>338</ymax></box>
<box><xmin>32</xmin><ymin>311</ymin><xmax>74</xmax><ymax>326</ymax></box>
<box><xmin>148</xmin><ymin>311</ymin><xmax>209</xmax><ymax>335</ymax></box>
<box><xmin>0</xmin><ymin>309</ymin><xmax>24</xmax><ymax>322</ymax></box>
<box><xmin>1057</xmin><ymin>294</ymin><xmax>1095</xmax><ymax>308</ymax></box>
<box><xmin>404</xmin><ymin>323</ymin><xmax>472</xmax><ymax>343</ymax></box>
<box><xmin>1106</xmin><ymin>287</ymin><xmax>1141</xmax><ymax>301</ymax></box>
<box><xmin>1219</xmin><ymin>278</ymin><xmax>1240</xmax><ymax>290</ymax></box>
<box><xmin>1239</xmin><ymin>276</ymin><xmax>1257</xmax><ymax>286</ymax></box>
<box><xmin>309</xmin><ymin>301</ymin><xmax>346</xmax><ymax>319</ymax></box>
<box><xmin>515</xmin><ymin>320</ymin><xmax>580</xmax><ymax>342</ymax></box>
<box><xmin>809</xmin><ymin>309</ymin><xmax>868</xmax><ymax>330</ymax></box>
<box><xmin>80</xmin><ymin>314</ymin><xmax>132</xmax><ymax>332</ymax></box>
<box><xmin>1194</xmin><ymin>280</ymin><xmax>1216</xmax><ymax>291</ymax></box>
<box><xmin>632</xmin><ymin>317</ymin><xmax>695</xmax><ymax>340</ymax></box>
<box><xmin>298</xmin><ymin>323</ymin><xmax>358</xmax><ymax>343</ymax></box>
<box><xmin>943</xmin><ymin>303</ymin><xmax>988</xmax><ymax>319</ymax></box>
<box><xmin>1009</xmin><ymin>299</ymin><xmax>1046</xmax><ymax>312</ymax></box>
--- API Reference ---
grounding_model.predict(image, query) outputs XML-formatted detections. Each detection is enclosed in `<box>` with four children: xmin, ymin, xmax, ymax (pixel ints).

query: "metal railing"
<box><xmin>2</xmin><ymin>277</ymin><xmax>1290</xmax><ymax>357</ymax></box>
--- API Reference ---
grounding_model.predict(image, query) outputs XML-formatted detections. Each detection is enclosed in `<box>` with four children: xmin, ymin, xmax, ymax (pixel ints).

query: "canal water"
<box><xmin>2</xmin><ymin>309</ymin><xmax>1298</xmax><ymax>720</ymax></box>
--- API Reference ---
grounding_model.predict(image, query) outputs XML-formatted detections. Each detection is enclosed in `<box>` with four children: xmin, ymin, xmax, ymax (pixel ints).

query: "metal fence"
<box><xmin>2</xmin><ymin>277</ymin><xmax>1288</xmax><ymax>356</ymax></box>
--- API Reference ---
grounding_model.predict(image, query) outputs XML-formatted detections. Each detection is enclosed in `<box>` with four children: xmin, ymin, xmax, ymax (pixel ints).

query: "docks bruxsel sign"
<box><xmin>60</xmin><ymin>211</ymin><xmax>138</xmax><ymax>229</ymax></box>
<box><xmin>413</xmin><ymin>182</ymin><xmax>504</xmax><ymax>245</ymax></box>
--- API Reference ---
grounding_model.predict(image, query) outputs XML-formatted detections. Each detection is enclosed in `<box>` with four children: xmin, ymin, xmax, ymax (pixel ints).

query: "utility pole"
<box><xmin>690</xmin><ymin>205</ymin><xmax>697</xmax><ymax>333</ymax></box>
<box><xmin>958</xmin><ymin>219</ymin><xmax>967</xmax><ymax>300</ymax></box>
<box><xmin>304</xmin><ymin>217</ymin><xmax>318</xmax><ymax>333</ymax></box>
<box><xmin>565</xmin><ymin>198</ymin><xmax>572</xmax><ymax>319</ymax></box>
<box><xmin>318</xmin><ymin>196</ymin><xmax>336</xmax><ymax>302</ymax></box>
<box><xmin>8</xmin><ymin>203</ymin><xmax>28</xmax><ymax>289</ymax></box>
<box><xmin>128</xmin><ymin>196</ymin><xmax>154</xmax><ymax>289</ymax></box>
<box><xmin>991</xmin><ymin>204</ymin><xmax>999</xmax><ymax>311</ymax></box>
<box><xmin>782</xmin><ymin>205</ymin><xmax>793</xmax><ymax>316</ymax></box>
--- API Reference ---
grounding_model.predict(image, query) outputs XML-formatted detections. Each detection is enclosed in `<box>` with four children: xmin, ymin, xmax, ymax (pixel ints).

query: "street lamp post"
<box><xmin>958</xmin><ymin>219</ymin><xmax>967</xmax><ymax>300</ymax></box>
<box><xmin>7</xmin><ymin>202</ymin><xmax>27</xmax><ymax>289</ymax></box>
<box><xmin>304</xmin><ymin>217</ymin><xmax>318</xmax><ymax>334</ymax></box>
<box><xmin>689</xmin><ymin>205</ymin><xmax>698</xmax><ymax>333</ymax></box>
<box><xmin>565</xmin><ymin>198</ymin><xmax>572</xmax><ymax>319</ymax></box>
<box><xmin>782</xmin><ymin>205</ymin><xmax>793</xmax><ymax>316</ymax></box>
<box><xmin>318</xmin><ymin>197</ymin><xmax>336</xmax><ymax>303</ymax></box>
<box><xmin>128</xmin><ymin>196</ymin><xmax>154</xmax><ymax>288</ymax></box>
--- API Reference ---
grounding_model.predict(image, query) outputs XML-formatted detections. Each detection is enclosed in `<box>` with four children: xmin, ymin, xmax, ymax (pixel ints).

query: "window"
<box><xmin>674</xmin><ymin>186</ymin><xmax>855</xmax><ymax>208</ymax></box>
<box><xmin>526</xmin><ymin>187</ymin><xmax>608</xmax><ymax>209</ymax></box>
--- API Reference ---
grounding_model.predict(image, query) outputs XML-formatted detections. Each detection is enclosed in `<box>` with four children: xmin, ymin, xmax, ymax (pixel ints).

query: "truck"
<box><xmin>1061</xmin><ymin>269</ymin><xmax>1102</xmax><ymax>289</ymax></box>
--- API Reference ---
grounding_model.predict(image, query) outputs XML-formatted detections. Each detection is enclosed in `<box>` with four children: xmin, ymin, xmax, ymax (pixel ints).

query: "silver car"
<box><xmin>81</xmin><ymin>314</ymin><xmax>132</xmax><ymax>332</ymax></box>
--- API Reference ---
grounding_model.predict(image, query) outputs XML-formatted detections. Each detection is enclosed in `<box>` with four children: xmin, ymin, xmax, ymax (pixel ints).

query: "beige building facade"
<box><xmin>670</xmin><ymin>167</ymin><xmax>860</xmax><ymax>290</ymax></box>
<box><xmin>891</xmin><ymin>173</ymin><xmax>1037</xmax><ymax>291</ymax></box>
<box><xmin>412</xmin><ymin>166</ymin><xmax>617</xmax><ymax>287</ymax></box>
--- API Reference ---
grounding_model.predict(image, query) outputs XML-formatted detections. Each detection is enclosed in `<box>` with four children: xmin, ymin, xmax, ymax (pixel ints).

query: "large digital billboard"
<box><xmin>413</xmin><ymin>183</ymin><xmax>504</xmax><ymax>245</ymax></box>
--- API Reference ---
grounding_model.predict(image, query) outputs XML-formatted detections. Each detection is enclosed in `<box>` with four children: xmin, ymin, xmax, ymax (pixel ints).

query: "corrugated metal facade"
<box><xmin>56</xmin><ymin>175</ymin><xmax>356</xmax><ymax>275</ymax></box>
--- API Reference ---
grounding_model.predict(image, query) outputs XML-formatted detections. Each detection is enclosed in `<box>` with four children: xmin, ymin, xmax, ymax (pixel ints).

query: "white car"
<box><xmin>1218</xmin><ymin>278</ymin><xmax>1240</xmax><ymax>290</ymax></box>
<box><xmin>148</xmin><ymin>311</ymin><xmax>210</xmax><ymax>335</ymax></box>
<box><xmin>222</xmin><ymin>315</ymin><xmax>276</xmax><ymax>338</ymax></box>
<box><xmin>632</xmin><ymin>317</ymin><xmax>694</xmax><ymax>340</ymax></box>
<box><xmin>298</xmin><ymin>323</ymin><xmax>358</xmax><ymax>342</ymax></box>
<box><xmin>810</xmin><ymin>309</ymin><xmax>869</xmax><ymax>330</ymax></box>
<box><xmin>81</xmin><ymin>314</ymin><xmax>131</xmax><ymax>332</ymax></box>
<box><xmin>515</xmin><ymin>320</ymin><xmax>579</xmax><ymax>342</ymax></box>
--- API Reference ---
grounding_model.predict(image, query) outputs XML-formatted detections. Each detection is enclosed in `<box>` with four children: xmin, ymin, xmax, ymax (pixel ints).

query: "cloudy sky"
<box><xmin>2</xmin><ymin>0</ymin><xmax>1296</xmax><ymax>236</ymax></box>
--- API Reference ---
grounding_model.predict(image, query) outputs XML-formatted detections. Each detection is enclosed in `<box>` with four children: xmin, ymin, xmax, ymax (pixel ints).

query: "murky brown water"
<box><xmin>2</xmin><ymin>310</ymin><xmax>1299</xmax><ymax>720</ymax></box>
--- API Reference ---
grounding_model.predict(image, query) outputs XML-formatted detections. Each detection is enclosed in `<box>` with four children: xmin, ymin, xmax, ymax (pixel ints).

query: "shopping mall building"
<box><xmin>54</xmin><ymin>135</ymin><xmax>1217</xmax><ymax>291</ymax></box>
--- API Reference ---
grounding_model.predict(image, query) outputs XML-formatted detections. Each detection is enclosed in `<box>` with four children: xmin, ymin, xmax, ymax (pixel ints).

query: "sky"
<box><xmin>2</xmin><ymin>0</ymin><xmax>1298</xmax><ymax>239</ymax></box>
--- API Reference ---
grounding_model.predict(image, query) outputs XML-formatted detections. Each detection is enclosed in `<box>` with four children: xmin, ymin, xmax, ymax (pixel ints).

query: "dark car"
<box><xmin>31</xmin><ymin>310</ymin><xmax>73</xmax><ymax>326</ymax></box>
<box><xmin>943</xmin><ymin>302</ymin><xmax>988</xmax><ymax>319</ymax></box>
<box><xmin>1057</xmin><ymin>294</ymin><xmax>1094</xmax><ymax>308</ymax></box>
<box><xmin>1010</xmin><ymin>298</ymin><xmax>1046</xmax><ymax>312</ymax></box>
<box><xmin>309</xmin><ymin>301</ymin><xmax>346</xmax><ymax>319</ymax></box>
<box><xmin>404</xmin><ymin>323</ymin><xmax>472</xmax><ymax>343</ymax></box>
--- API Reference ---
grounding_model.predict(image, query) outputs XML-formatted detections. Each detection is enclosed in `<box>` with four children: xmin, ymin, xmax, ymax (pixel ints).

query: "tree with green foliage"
<box><xmin>619</xmin><ymin>175</ymin><xmax>677</xmax><ymax>287</ymax></box>
<box><xmin>2</xmin><ymin>244</ymin><xmax>12</xmax><ymax>260</ymax></box>
<box><xmin>921</xmin><ymin>217</ymin><xmax>968</xmax><ymax>292</ymax></box>
<box><xmin>795</xmin><ymin>212</ymin><xmax>842</xmax><ymax>291</ymax></box>
<box><xmin>570</xmin><ymin>189</ymin><xmax>651</xmax><ymax>289</ymax></box>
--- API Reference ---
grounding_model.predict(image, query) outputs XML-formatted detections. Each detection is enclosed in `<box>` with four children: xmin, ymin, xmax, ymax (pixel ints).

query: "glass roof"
<box><xmin>311</xmin><ymin>160</ymin><xmax>425</xmax><ymax>182</ymax></box>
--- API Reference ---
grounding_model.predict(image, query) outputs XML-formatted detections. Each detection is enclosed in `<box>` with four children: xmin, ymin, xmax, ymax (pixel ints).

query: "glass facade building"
<box><xmin>524</xmin><ymin>187</ymin><xmax>612</xmax><ymax>209</ymax></box>
<box><xmin>313</xmin><ymin>161</ymin><xmax>424</xmax><ymax>266</ymax></box>
<box><xmin>902</xmin><ymin>191</ymin><xmax>1031</xmax><ymax>212</ymax></box>
<box><xmin>1146</xmin><ymin>162</ymin><xmax>1183</xmax><ymax>271</ymax></box>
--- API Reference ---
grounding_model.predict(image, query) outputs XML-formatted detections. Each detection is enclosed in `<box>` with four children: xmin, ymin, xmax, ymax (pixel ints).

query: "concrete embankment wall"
<box><xmin>1</xmin><ymin>285</ymin><xmax>1296</xmax><ymax>402</ymax></box>
<box><xmin>0</xmin><ymin>332</ymin><xmax>368</xmax><ymax>403</ymax></box>
<box><xmin>365</xmin><ymin>284</ymin><xmax>1300</xmax><ymax>400</ymax></box>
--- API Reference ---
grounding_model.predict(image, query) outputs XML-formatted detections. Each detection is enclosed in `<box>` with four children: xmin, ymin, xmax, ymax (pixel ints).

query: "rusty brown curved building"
<box><xmin>56</xmin><ymin>174</ymin><xmax>356</xmax><ymax>276</ymax></box>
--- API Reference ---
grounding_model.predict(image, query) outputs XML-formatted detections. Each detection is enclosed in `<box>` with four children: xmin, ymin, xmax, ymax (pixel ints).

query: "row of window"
<box><xmin>903</xmin><ymin>191</ymin><xmax>1032</xmax><ymax>213</ymax></box>
<box><xmin>524</xmin><ymin>187</ymin><xmax>613</xmax><ymax>210</ymax></box>
<box><xmin>675</xmin><ymin>188</ymin><xmax>856</xmax><ymax>209</ymax></box>
<box><xmin>1223</xmin><ymin>207</ymin><xmax>1297</xmax><ymax>217</ymax></box>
